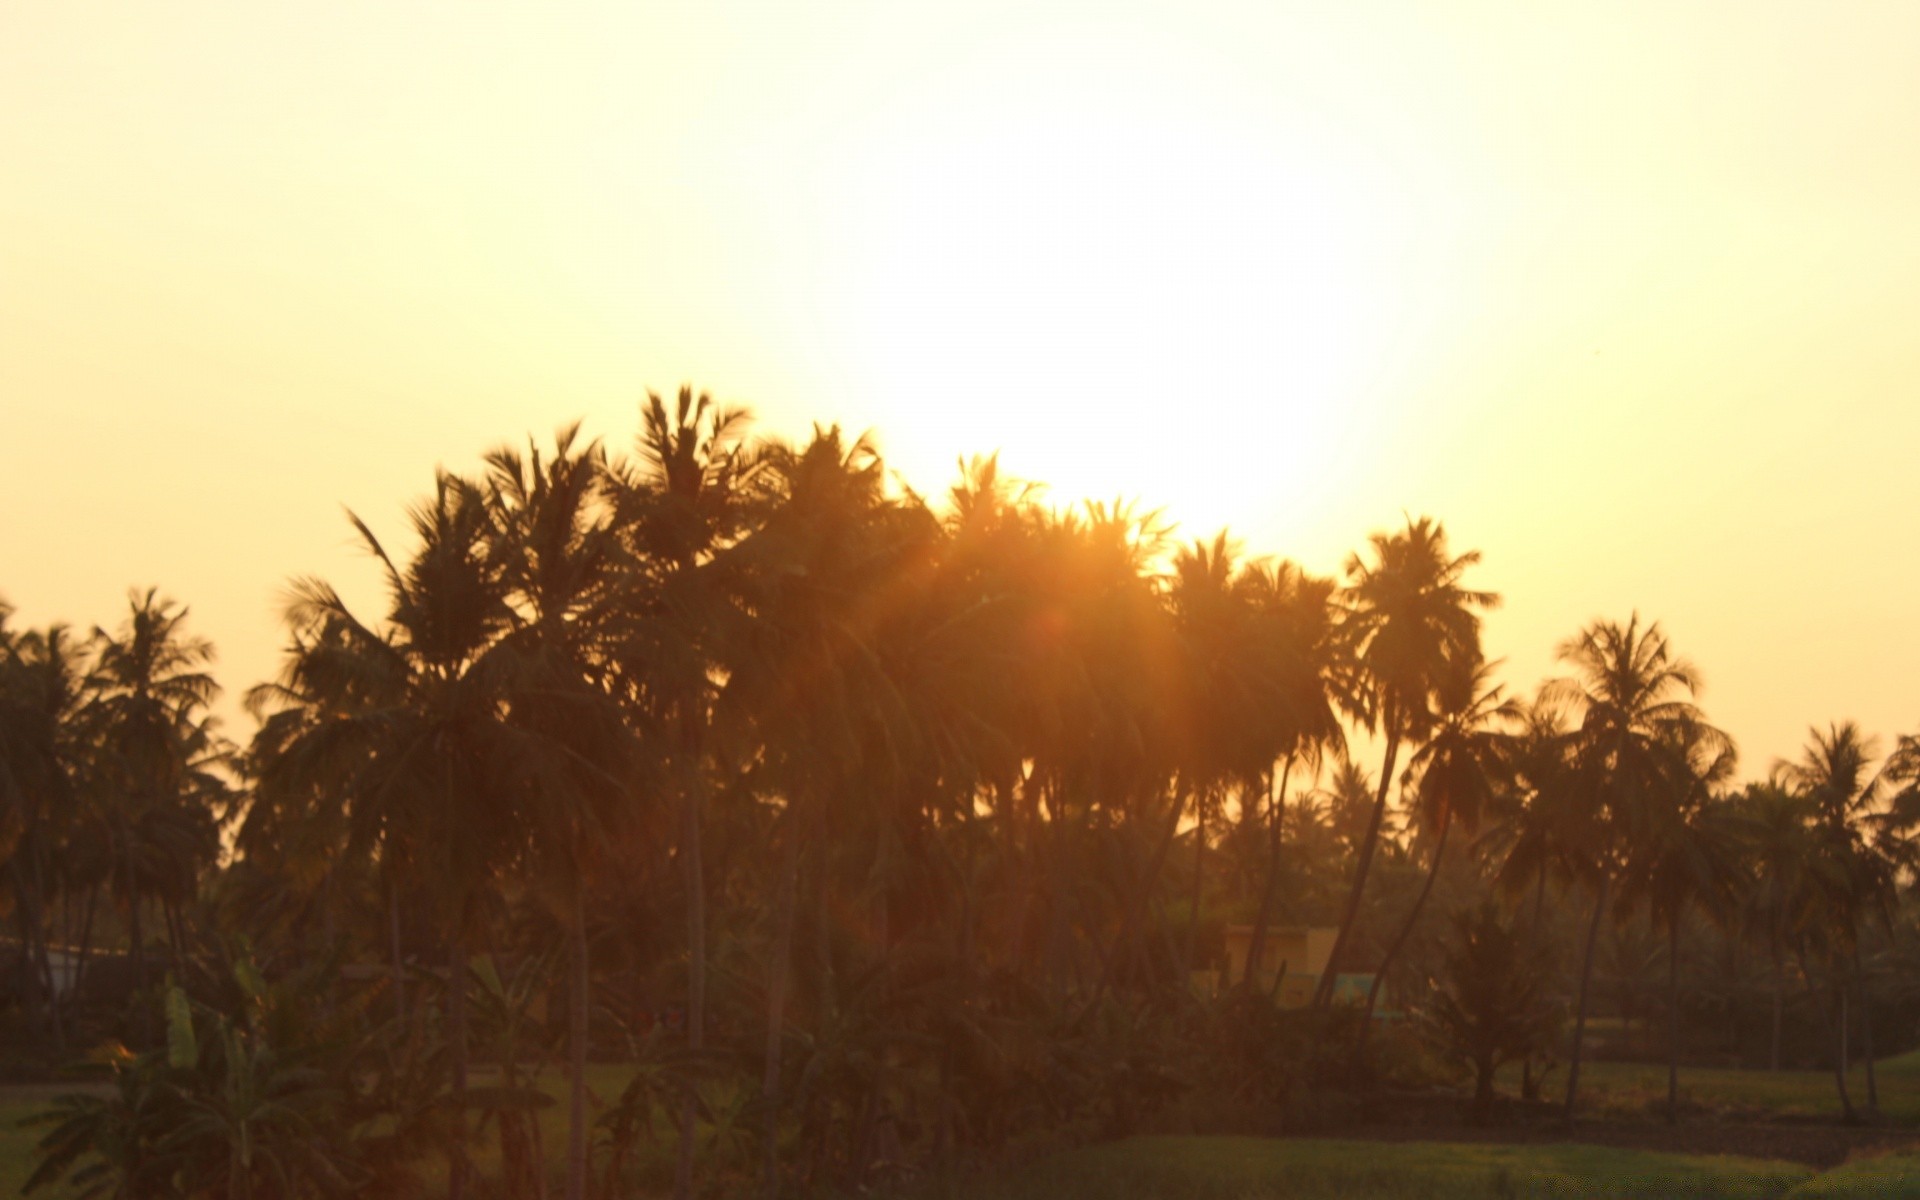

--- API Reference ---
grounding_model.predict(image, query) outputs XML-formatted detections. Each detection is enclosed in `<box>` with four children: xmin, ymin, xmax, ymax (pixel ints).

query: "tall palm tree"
<box><xmin>1239</xmin><ymin>561</ymin><xmax>1343</xmax><ymax>988</ymax></box>
<box><xmin>0</xmin><ymin>608</ymin><xmax>90</xmax><ymax>1041</ymax></box>
<box><xmin>483</xmin><ymin>425</ymin><xmax>635</xmax><ymax>1200</ymax></box>
<box><xmin>1728</xmin><ymin>781</ymin><xmax>1813</xmax><ymax>1072</ymax></box>
<box><xmin>1313</xmin><ymin>516</ymin><xmax>1495</xmax><ymax>1010</ymax></box>
<box><xmin>1545</xmin><ymin>613</ymin><xmax>1725</xmax><ymax>1122</ymax></box>
<box><xmin>609</xmin><ymin>387</ymin><xmax>767</xmax><ymax>1200</ymax></box>
<box><xmin>723</xmin><ymin>426</ymin><xmax>929</xmax><ymax>1200</ymax></box>
<box><xmin>1774</xmin><ymin>721</ymin><xmax>1893</xmax><ymax>1118</ymax></box>
<box><xmin>1619</xmin><ymin>724</ymin><xmax>1740</xmax><ymax>1123</ymax></box>
<box><xmin>258</xmin><ymin>473</ymin><xmax>522</xmax><ymax>1200</ymax></box>
<box><xmin>84</xmin><ymin>589</ymin><xmax>225</xmax><ymax>990</ymax></box>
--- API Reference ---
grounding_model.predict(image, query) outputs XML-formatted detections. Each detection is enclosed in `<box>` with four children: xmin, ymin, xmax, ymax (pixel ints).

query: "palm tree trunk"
<box><xmin>676</xmin><ymin>746</ymin><xmax>709</xmax><ymax>1200</ymax></box>
<box><xmin>448</xmin><ymin>924</ymin><xmax>471</xmax><ymax>1200</ymax></box>
<box><xmin>1834</xmin><ymin>981</ymin><xmax>1856</xmax><ymax>1122</ymax></box>
<box><xmin>12</xmin><ymin>865</ymin><xmax>46</xmax><ymax>1039</ymax></box>
<box><xmin>1797</xmin><ymin>943</ymin><xmax>1855</xmax><ymax>1122</ymax></box>
<box><xmin>1853</xmin><ymin>943</ymin><xmax>1877</xmax><ymax>1114</ymax></box>
<box><xmin>1354</xmin><ymin>806</ymin><xmax>1451</xmax><ymax>1077</ymax></box>
<box><xmin>567</xmin><ymin>878</ymin><xmax>591</xmax><ymax>1200</ymax></box>
<box><xmin>388</xmin><ymin>883</ymin><xmax>406</xmax><ymax>1025</ymax></box>
<box><xmin>1243</xmin><ymin>757</ymin><xmax>1294</xmax><ymax>987</ymax></box>
<box><xmin>1185</xmin><ymin>792</ymin><xmax>1207</xmax><ymax>975</ymax></box>
<box><xmin>1666</xmin><ymin>912</ymin><xmax>1680</xmax><ymax>1125</ymax></box>
<box><xmin>1314</xmin><ymin>721</ymin><xmax>1402</xmax><ymax>1010</ymax></box>
<box><xmin>1563</xmin><ymin>874</ymin><xmax>1612</xmax><ymax>1124</ymax></box>
<box><xmin>71</xmin><ymin>886</ymin><xmax>98</xmax><ymax>1015</ymax></box>
<box><xmin>762</xmin><ymin>809</ymin><xmax>805</xmax><ymax>1200</ymax></box>
<box><xmin>1769</xmin><ymin>942</ymin><xmax>1784</xmax><ymax>1072</ymax></box>
<box><xmin>126</xmin><ymin>867</ymin><xmax>146</xmax><ymax>988</ymax></box>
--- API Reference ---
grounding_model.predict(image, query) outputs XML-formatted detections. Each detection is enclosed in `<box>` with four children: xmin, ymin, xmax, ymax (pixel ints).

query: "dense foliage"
<box><xmin>4</xmin><ymin>392</ymin><xmax>1919</xmax><ymax>1197</ymax></box>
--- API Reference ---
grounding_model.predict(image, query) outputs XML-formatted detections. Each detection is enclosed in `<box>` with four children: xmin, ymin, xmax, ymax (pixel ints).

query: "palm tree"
<box><xmin>608</xmin><ymin>387</ymin><xmax>766</xmax><ymax>1200</ymax></box>
<box><xmin>84</xmin><ymin>589</ymin><xmax>225</xmax><ymax>991</ymax></box>
<box><xmin>482</xmin><ymin>425</ymin><xmax>636</xmax><ymax>1200</ymax></box>
<box><xmin>1618</xmin><ymin>724</ymin><xmax>1740</xmax><ymax>1123</ymax></box>
<box><xmin>1774</xmin><ymin>721</ymin><xmax>1894</xmax><ymax>1118</ymax></box>
<box><xmin>257</xmin><ymin>473</ymin><xmax>522</xmax><ymax>1200</ymax></box>
<box><xmin>1234</xmin><ymin>560</ymin><xmax>1343</xmax><ymax>990</ymax></box>
<box><xmin>723</xmin><ymin>425</ymin><xmax>929</xmax><ymax>1200</ymax></box>
<box><xmin>1728</xmin><ymin>781</ymin><xmax>1814</xmax><ymax>1072</ymax></box>
<box><xmin>1355</xmin><ymin>659</ymin><xmax>1516</xmax><ymax>1069</ymax></box>
<box><xmin>0</xmin><ymin>607</ymin><xmax>91</xmax><ymax>1041</ymax></box>
<box><xmin>1544</xmin><ymin>613</ymin><xmax>1725</xmax><ymax>1122</ymax></box>
<box><xmin>1313</xmin><ymin>516</ymin><xmax>1495</xmax><ymax>1010</ymax></box>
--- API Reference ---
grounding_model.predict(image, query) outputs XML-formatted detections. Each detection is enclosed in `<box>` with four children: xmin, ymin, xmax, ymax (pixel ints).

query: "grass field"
<box><xmin>3</xmin><ymin>1057</ymin><xmax>1916</xmax><ymax>1198</ymax></box>
<box><xmin>890</xmin><ymin>1137</ymin><xmax>1920</xmax><ymax>1200</ymax></box>
<box><xmin>1513</xmin><ymin>1050</ymin><xmax>1920</xmax><ymax>1123</ymax></box>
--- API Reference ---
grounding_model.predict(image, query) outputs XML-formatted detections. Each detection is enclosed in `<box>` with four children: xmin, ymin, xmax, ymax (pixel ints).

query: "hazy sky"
<box><xmin>5</xmin><ymin>2</ymin><xmax>1917</xmax><ymax>776</ymax></box>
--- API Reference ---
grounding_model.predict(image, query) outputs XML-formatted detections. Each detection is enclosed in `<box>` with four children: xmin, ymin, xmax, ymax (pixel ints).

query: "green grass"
<box><xmin>1511</xmin><ymin>1050</ymin><xmax>1920</xmax><ymax>1123</ymax></box>
<box><xmin>4</xmin><ymin>1058</ymin><xmax>1916</xmax><ymax>1199</ymax></box>
<box><xmin>1783</xmin><ymin>1149</ymin><xmax>1920</xmax><ymax>1198</ymax></box>
<box><xmin>899</xmin><ymin>1136</ymin><xmax>1816</xmax><ymax>1200</ymax></box>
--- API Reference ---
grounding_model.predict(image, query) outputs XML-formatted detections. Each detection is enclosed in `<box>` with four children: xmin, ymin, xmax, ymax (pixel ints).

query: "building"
<box><xmin>1213</xmin><ymin>925</ymin><xmax>1379</xmax><ymax>1008</ymax></box>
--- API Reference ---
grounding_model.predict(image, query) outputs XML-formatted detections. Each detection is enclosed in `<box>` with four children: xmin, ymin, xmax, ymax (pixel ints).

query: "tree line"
<box><xmin>4</xmin><ymin>389</ymin><xmax>1918</xmax><ymax>1198</ymax></box>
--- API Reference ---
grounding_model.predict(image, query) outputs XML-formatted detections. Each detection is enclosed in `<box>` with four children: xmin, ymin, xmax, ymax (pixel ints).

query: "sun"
<box><xmin>810</xmin><ymin>29</ymin><xmax>1443</xmax><ymax>543</ymax></box>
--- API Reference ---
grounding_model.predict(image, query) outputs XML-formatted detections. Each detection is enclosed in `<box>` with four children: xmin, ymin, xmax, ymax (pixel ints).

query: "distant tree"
<box><xmin>84</xmin><ymin>589</ymin><xmax>226</xmax><ymax>989</ymax></box>
<box><xmin>1618</xmin><ymin>723</ymin><xmax>1741</xmax><ymax>1123</ymax></box>
<box><xmin>1544</xmin><ymin>613</ymin><xmax>1720</xmax><ymax>1122</ymax></box>
<box><xmin>1774</xmin><ymin>721</ymin><xmax>1894</xmax><ymax>1119</ymax></box>
<box><xmin>1425</xmin><ymin>899</ymin><xmax>1559</xmax><ymax>1123</ymax></box>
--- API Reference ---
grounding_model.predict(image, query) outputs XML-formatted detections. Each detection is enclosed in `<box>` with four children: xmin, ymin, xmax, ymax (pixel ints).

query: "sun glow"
<box><xmin>810</xmin><ymin>30</ymin><xmax>1458</xmax><ymax>537</ymax></box>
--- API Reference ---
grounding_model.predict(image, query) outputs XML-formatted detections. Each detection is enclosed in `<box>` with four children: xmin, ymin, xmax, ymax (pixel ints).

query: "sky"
<box><xmin>4</xmin><ymin>1</ymin><xmax>1918</xmax><ymax>778</ymax></box>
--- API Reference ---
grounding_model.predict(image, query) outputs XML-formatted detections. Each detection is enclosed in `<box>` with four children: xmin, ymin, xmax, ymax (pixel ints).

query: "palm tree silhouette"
<box><xmin>1314</xmin><ymin>516</ymin><xmax>1495</xmax><ymax>1011</ymax></box>
<box><xmin>1356</xmin><ymin>658</ymin><xmax>1517</xmax><ymax>1070</ymax></box>
<box><xmin>1545</xmin><ymin>613</ymin><xmax>1724</xmax><ymax>1122</ymax></box>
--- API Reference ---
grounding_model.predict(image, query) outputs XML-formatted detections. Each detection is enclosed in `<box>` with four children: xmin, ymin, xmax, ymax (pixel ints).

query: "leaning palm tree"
<box><xmin>1355</xmin><ymin>659</ymin><xmax>1517</xmax><ymax>1069</ymax></box>
<box><xmin>1544</xmin><ymin>613</ymin><xmax>1726</xmax><ymax>1122</ymax></box>
<box><xmin>1313</xmin><ymin>516</ymin><xmax>1495</xmax><ymax>1010</ymax></box>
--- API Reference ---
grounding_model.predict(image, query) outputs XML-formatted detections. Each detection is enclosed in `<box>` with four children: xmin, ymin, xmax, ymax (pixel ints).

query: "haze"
<box><xmin>4</xmin><ymin>1</ymin><xmax>1917</xmax><ymax>771</ymax></box>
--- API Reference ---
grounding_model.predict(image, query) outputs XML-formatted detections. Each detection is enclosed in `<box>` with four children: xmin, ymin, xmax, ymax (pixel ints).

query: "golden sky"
<box><xmin>4</xmin><ymin>2</ymin><xmax>1918</xmax><ymax>774</ymax></box>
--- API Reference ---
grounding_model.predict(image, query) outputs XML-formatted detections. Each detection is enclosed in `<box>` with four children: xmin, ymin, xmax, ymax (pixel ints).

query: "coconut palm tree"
<box><xmin>1727</xmin><ymin>781</ymin><xmax>1813</xmax><ymax>1072</ymax></box>
<box><xmin>1239</xmin><ymin>561</ymin><xmax>1343</xmax><ymax>988</ymax></box>
<box><xmin>0</xmin><ymin>608</ymin><xmax>91</xmax><ymax>1041</ymax></box>
<box><xmin>1544</xmin><ymin>613</ymin><xmax>1725</xmax><ymax>1122</ymax></box>
<box><xmin>1355</xmin><ymin>659</ymin><xmax>1517</xmax><ymax>1068</ymax></box>
<box><xmin>1618</xmin><ymin>724</ymin><xmax>1740</xmax><ymax>1123</ymax></box>
<box><xmin>722</xmin><ymin>425</ymin><xmax>931</xmax><ymax>1200</ymax></box>
<box><xmin>482</xmin><ymin>425</ymin><xmax>637</xmax><ymax>1200</ymax></box>
<box><xmin>257</xmin><ymin>473</ymin><xmax>524</xmax><ymax>1200</ymax></box>
<box><xmin>607</xmin><ymin>387</ymin><xmax>768</xmax><ymax>1200</ymax></box>
<box><xmin>84</xmin><ymin>589</ymin><xmax>226</xmax><ymax>990</ymax></box>
<box><xmin>1774</xmin><ymin>721</ymin><xmax>1895</xmax><ymax>1118</ymax></box>
<box><xmin>1313</xmin><ymin>516</ymin><xmax>1495</xmax><ymax>1010</ymax></box>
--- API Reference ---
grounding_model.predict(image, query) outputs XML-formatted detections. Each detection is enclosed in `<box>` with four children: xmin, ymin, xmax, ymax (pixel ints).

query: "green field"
<box><xmin>1511</xmin><ymin>1050</ymin><xmax>1920</xmax><ymax>1123</ymax></box>
<box><xmin>890</xmin><ymin>1137</ymin><xmax>1920</xmax><ymax>1200</ymax></box>
<box><xmin>4</xmin><ymin>1057</ymin><xmax>1917</xmax><ymax>1198</ymax></box>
